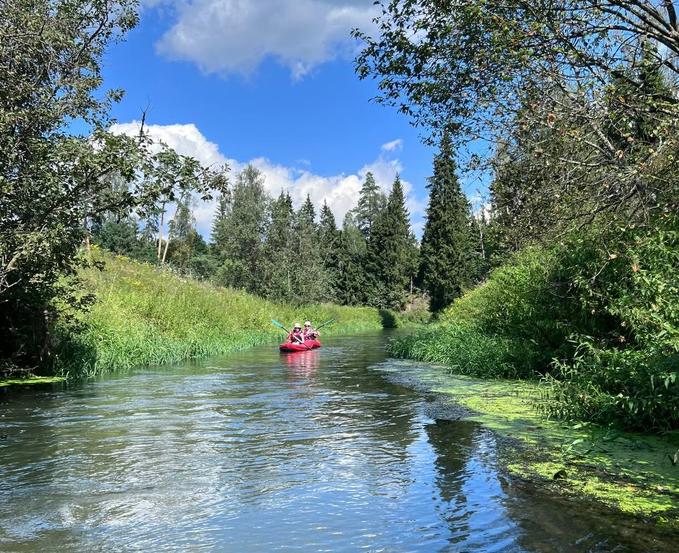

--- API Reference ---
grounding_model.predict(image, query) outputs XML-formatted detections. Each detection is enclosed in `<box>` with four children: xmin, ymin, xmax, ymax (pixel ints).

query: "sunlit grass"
<box><xmin>56</xmin><ymin>251</ymin><xmax>382</xmax><ymax>377</ymax></box>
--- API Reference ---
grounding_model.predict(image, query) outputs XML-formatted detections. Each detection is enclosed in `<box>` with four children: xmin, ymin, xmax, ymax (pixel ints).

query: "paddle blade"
<box><xmin>271</xmin><ymin>319</ymin><xmax>289</xmax><ymax>332</ymax></box>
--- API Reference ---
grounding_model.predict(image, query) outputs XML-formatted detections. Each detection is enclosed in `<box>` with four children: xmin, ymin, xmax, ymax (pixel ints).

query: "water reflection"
<box><xmin>282</xmin><ymin>349</ymin><xmax>321</xmax><ymax>374</ymax></box>
<box><xmin>0</xmin><ymin>333</ymin><xmax>676</xmax><ymax>552</ymax></box>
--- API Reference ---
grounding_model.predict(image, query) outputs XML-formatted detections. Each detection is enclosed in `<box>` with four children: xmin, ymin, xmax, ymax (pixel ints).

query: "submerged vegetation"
<box><xmin>377</xmin><ymin>361</ymin><xmax>679</xmax><ymax>528</ymax></box>
<box><xmin>54</xmin><ymin>251</ymin><xmax>382</xmax><ymax>378</ymax></box>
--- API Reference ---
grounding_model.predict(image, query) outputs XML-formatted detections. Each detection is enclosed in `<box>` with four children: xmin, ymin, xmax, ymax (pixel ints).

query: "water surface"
<box><xmin>0</xmin><ymin>333</ymin><xmax>673</xmax><ymax>552</ymax></box>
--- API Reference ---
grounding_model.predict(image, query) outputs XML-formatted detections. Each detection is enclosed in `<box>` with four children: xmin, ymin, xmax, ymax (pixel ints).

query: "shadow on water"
<box><xmin>0</xmin><ymin>331</ymin><xmax>676</xmax><ymax>552</ymax></box>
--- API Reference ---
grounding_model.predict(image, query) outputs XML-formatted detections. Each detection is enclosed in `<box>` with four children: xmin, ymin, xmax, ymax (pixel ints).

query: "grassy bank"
<box><xmin>378</xmin><ymin>360</ymin><xmax>679</xmax><ymax>529</ymax></box>
<box><xmin>390</xmin><ymin>215</ymin><xmax>679</xmax><ymax>431</ymax></box>
<box><xmin>53</xmin><ymin>250</ymin><xmax>383</xmax><ymax>378</ymax></box>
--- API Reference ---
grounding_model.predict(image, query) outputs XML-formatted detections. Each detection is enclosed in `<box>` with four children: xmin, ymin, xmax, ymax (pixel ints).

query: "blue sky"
<box><xmin>103</xmin><ymin>1</ymin><xmax>486</xmax><ymax>237</ymax></box>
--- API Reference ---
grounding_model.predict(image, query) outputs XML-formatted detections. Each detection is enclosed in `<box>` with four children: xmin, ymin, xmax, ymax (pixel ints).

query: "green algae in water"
<box><xmin>375</xmin><ymin>360</ymin><xmax>679</xmax><ymax>529</ymax></box>
<box><xmin>0</xmin><ymin>376</ymin><xmax>66</xmax><ymax>388</ymax></box>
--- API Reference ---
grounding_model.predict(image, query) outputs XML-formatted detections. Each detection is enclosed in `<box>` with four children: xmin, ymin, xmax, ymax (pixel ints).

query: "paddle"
<box><xmin>315</xmin><ymin>318</ymin><xmax>335</xmax><ymax>331</ymax></box>
<box><xmin>271</xmin><ymin>319</ymin><xmax>289</xmax><ymax>333</ymax></box>
<box><xmin>271</xmin><ymin>319</ymin><xmax>304</xmax><ymax>344</ymax></box>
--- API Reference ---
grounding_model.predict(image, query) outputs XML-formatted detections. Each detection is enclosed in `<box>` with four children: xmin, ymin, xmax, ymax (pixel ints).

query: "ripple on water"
<box><xmin>1</xmin><ymin>335</ymin><xmax>676</xmax><ymax>552</ymax></box>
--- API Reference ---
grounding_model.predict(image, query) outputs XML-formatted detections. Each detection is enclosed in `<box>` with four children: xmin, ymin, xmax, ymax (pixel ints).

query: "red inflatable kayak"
<box><xmin>279</xmin><ymin>339</ymin><xmax>321</xmax><ymax>353</ymax></box>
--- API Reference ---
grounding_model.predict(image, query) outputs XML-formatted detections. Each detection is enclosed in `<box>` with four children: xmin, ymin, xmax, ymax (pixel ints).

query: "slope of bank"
<box><xmin>390</xmin><ymin>216</ymin><xmax>679</xmax><ymax>431</ymax></box>
<box><xmin>54</xmin><ymin>251</ymin><xmax>383</xmax><ymax>378</ymax></box>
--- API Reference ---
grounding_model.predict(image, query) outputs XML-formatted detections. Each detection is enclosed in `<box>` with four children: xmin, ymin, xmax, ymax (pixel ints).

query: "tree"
<box><xmin>367</xmin><ymin>175</ymin><xmax>414</xmax><ymax>309</ymax></box>
<box><xmin>211</xmin><ymin>190</ymin><xmax>232</xmax><ymax>251</ymax></box>
<box><xmin>318</xmin><ymin>201</ymin><xmax>342</xmax><ymax>303</ymax></box>
<box><xmin>419</xmin><ymin>132</ymin><xmax>474</xmax><ymax>313</ymax></box>
<box><xmin>337</xmin><ymin>212</ymin><xmax>368</xmax><ymax>305</ymax></box>
<box><xmin>291</xmin><ymin>195</ymin><xmax>327</xmax><ymax>303</ymax></box>
<box><xmin>354</xmin><ymin>1</ymin><xmax>679</xmax><ymax>226</ymax></box>
<box><xmin>213</xmin><ymin>165</ymin><xmax>269</xmax><ymax>294</ymax></box>
<box><xmin>355</xmin><ymin>172</ymin><xmax>387</xmax><ymax>240</ymax></box>
<box><xmin>261</xmin><ymin>192</ymin><xmax>295</xmax><ymax>301</ymax></box>
<box><xmin>0</xmin><ymin>0</ymin><xmax>227</xmax><ymax>367</ymax></box>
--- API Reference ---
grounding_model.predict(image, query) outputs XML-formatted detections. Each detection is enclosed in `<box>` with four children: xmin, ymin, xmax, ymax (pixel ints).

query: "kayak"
<box><xmin>279</xmin><ymin>339</ymin><xmax>321</xmax><ymax>353</ymax></box>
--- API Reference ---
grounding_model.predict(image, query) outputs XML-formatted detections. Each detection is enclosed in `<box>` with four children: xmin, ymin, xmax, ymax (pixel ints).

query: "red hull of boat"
<box><xmin>279</xmin><ymin>340</ymin><xmax>321</xmax><ymax>352</ymax></box>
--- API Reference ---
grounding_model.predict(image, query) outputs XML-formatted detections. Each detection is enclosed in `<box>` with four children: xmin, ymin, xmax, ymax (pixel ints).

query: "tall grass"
<box><xmin>55</xmin><ymin>251</ymin><xmax>382</xmax><ymax>377</ymax></box>
<box><xmin>390</xmin><ymin>215</ymin><xmax>679</xmax><ymax>431</ymax></box>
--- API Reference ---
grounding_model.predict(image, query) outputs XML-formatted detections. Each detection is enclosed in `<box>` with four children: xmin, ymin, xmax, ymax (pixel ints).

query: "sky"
<box><xmin>102</xmin><ymin>0</ymin><xmax>487</xmax><ymax>238</ymax></box>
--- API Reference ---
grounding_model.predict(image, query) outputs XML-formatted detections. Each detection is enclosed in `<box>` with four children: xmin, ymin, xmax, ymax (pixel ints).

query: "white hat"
<box><xmin>304</xmin><ymin>321</ymin><xmax>312</xmax><ymax>326</ymax></box>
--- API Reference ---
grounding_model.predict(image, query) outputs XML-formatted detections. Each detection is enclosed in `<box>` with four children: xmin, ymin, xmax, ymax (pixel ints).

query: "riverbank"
<box><xmin>48</xmin><ymin>250</ymin><xmax>384</xmax><ymax>379</ymax></box>
<box><xmin>377</xmin><ymin>360</ymin><xmax>679</xmax><ymax>531</ymax></box>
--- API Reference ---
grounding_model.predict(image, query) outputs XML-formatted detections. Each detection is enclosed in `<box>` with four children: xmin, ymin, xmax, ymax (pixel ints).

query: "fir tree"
<box><xmin>318</xmin><ymin>201</ymin><xmax>341</xmax><ymax>303</ymax></box>
<box><xmin>355</xmin><ymin>172</ymin><xmax>387</xmax><ymax>240</ymax></box>
<box><xmin>262</xmin><ymin>191</ymin><xmax>295</xmax><ymax>301</ymax></box>
<box><xmin>291</xmin><ymin>195</ymin><xmax>327</xmax><ymax>302</ymax></box>
<box><xmin>367</xmin><ymin>175</ymin><xmax>414</xmax><ymax>309</ymax></box>
<box><xmin>419</xmin><ymin>132</ymin><xmax>474</xmax><ymax>313</ymax></box>
<box><xmin>336</xmin><ymin>212</ymin><xmax>367</xmax><ymax>305</ymax></box>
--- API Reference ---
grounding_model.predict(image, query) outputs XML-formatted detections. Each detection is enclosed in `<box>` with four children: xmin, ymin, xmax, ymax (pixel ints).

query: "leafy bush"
<box><xmin>391</xmin><ymin>214</ymin><xmax>679</xmax><ymax>430</ymax></box>
<box><xmin>544</xmin><ymin>215</ymin><xmax>679</xmax><ymax>430</ymax></box>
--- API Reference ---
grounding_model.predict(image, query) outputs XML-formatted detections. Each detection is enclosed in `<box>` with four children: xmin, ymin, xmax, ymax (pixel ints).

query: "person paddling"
<box><xmin>303</xmin><ymin>321</ymin><xmax>319</xmax><ymax>340</ymax></box>
<box><xmin>288</xmin><ymin>323</ymin><xmax>304</xmax><ymax>344</ymax></box>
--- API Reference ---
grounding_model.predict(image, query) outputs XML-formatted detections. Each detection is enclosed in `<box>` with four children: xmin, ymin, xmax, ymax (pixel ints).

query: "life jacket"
<box><xmin>288</xmin><ymin>330</ymin><xmax>303</xmax><ymax>343</ymax></box>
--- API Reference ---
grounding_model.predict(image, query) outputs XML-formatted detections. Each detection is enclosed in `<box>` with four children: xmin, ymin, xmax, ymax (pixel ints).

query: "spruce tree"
<box><xmin>318</xmin><ymin>201</ymin><xmax>341</xmax><ymax>303</ymax></box>
<box><xmin>355</xmin><ymin>172</ymin><xmax>387</xmax><ymax>240</ymax></box>
<box><xmin>367</xmin><ymin>175</ymin><xmax>414</xmax><ymax>309</ymax></box>
<box><xmin>262</xmin><ymin>191</ymin><xmax>295</xmax><ymax>301</ymax></box>
<box><xmin>419</xmin><ymin>131</ymin><xmax>474</xmax><ymax>313</ymax></box>
<box><xmin>336</xmin><ymin>212</ymin><xmax>367</xmax><ymax>305</ymax></box>
<box><xmin>291</xmin><ymin>195</ymin><xmax>327</xmax><ymax>302</ymax></box>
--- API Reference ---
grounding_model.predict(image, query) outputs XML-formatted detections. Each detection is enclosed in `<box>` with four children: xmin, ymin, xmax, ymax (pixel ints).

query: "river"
<box><xmin>0</xmin><ymin>332</ymin><xmax>673</xmax><ymax>552</ymax></box>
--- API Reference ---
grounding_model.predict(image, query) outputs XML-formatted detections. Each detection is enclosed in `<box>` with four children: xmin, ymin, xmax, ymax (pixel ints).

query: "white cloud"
<box><xmin>109</xmin><ymin>121</ymin><xmax>427</xmax><ymax>238</ymax></box>
<box><xmin>153</xmin><ymin>0</ymin><xmax>377</xmax><ymax>78</ymax></box>
<box><xmin>110</xmin><ymin>121</ymin><xmax>228</xmax><ymax>169</ymax></box>
<box><xmin>381</xmin><ymin>139</ymin><xmax>403</xmax><ymax>152</ymax></box>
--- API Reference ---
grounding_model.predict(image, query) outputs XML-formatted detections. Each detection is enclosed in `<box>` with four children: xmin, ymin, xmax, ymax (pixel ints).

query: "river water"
<box><xmin>0</xmin><ymin>333</ymin><xmax>673</xmax><ymax>552</ymax></box>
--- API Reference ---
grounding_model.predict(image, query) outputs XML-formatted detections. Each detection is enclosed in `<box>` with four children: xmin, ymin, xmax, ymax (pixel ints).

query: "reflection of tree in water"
<box><xmin>425</xmin><ymin>419</ymin><xmax>479</xmax><ymax>505</ymax></box>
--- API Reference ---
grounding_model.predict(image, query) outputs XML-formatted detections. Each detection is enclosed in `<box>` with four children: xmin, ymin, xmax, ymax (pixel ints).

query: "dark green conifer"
<box><xmin>292</xmin><ymin>195</ymin><xmax>327</xmax><ymax>302</ymax></box>
<box><xmin>367</xmin><ymin>175</ymin><xmax>414</xmax><ymax>309</ymax></box>
<box><xmin>262</xmin><ymin>191</ymin><xmax>295</xmax><ymax>301</ymax></box>
<box><xmin>336</xmin><ymin>212</ymin><xmax>367</xmax><ymax>305</ymax></box>
<box><xmin>419</xmin><ymin>132</ymin><xmax>474</xmax><ymax>313</ymax></box>
<box><xmin>319</xmin><ymin>201</ymin><xmax>341</xmax><ymax>303</ymax></box>
<box><xmin>355</xmin><ymin>172</ymin><xmax>387</xmax><ymax>240</ymax></box>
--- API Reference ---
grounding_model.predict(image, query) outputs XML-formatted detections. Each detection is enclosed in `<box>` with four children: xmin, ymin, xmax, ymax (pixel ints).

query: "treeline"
<box><xmin>357</xmin><ymin>1</ymin><xmax>679</xmax><ymax>430</ymax></box>
<box><xmin>91</xmin><ymin>168</ymin><xmax>422</xmax><ymax>310</ymax></box>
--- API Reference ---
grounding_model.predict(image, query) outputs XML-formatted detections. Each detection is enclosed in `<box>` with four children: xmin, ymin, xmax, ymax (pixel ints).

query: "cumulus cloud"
<box><xmin>110</xmin><ymin>121</ymin><xmax>427</xmax><ymax>238</ymax></box>
<box><xmin>110</xmin><ymin>121</ymin><xmax>228</xmax><ymax>168</ymax></box>
<box><xmin>153</xmin><ymin>0</ymin><xmax>377</xmax><ymax>78</ymax></box>
<box><xmin>381</xmin><ymin>139</ymin><xmax>403</xmax><ymax>152</ymax></box>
